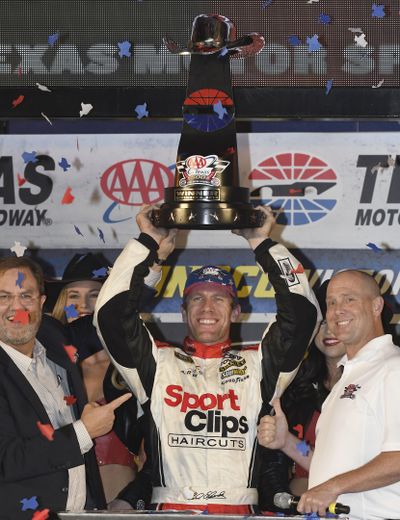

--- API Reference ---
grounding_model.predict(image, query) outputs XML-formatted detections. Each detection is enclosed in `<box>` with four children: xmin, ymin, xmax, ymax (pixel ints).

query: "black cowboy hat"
<box><xmin>45</xmin><ymin>252</ymin><xmax>111</xmax><ymax>312</ymax></box>
<box><xmin>164</xmin><ymin>14</ymin><xmax>264</xmax><ymax>58</ymax></box>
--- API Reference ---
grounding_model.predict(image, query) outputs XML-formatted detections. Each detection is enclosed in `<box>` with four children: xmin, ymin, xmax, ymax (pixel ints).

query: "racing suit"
<box><xmin>94</xmin><ymin>233</ymin><xmax>320</xmax><ymax>512</ymax></box>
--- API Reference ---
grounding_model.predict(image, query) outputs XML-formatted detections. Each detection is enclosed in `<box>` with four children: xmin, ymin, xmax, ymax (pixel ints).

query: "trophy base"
<box><xmin>151</xmin><ymin>203</ymin><xmax>265</xmax><ymax>229</ymax></box>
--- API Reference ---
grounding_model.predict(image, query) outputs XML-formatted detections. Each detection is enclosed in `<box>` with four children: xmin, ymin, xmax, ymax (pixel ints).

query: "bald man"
<box><xmin>258</xmin><ymin>270</ymin><xmax>400</xmax><ymax>520</ymax></box>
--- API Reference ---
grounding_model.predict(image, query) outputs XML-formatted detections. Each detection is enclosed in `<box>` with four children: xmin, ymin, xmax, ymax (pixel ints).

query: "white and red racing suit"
<box><xmin>94</xmin><ymin>233</ymin><xmax>320</xmax><ymax>513</ymax></box>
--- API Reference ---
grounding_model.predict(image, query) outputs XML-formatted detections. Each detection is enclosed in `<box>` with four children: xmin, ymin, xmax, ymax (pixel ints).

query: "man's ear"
<box><xmin>40</xmin><ymin>294</ymin><xmax>46</xmax><ymax>310</ymax></box>
<box><xmin>372</xmin><ymin>295</ymin><xmax>384</xmax><ymax>316</ymax></box>
<box><xmin>181</xmin><ymin>304</ymin><xmax>187</xmax><ymax>323</ymax></box>
<box><xmin>230</xmin><ymin>303</ymin><xmax>241</xmax><ymax>323</ymax></box>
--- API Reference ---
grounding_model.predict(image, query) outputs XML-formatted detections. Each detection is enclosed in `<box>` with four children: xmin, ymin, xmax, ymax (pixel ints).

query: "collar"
<box><xmin>0</xmin><ymin>339</ymin><xmax>46</xmax><ymax>376</ymax></box>
<box><xmin>337</xmin><ymin>334</ymin><xmax>394</xmax><ymax>368</ymax></box>
<box><xmin>183</xmin><ymin>336</ymin><xmax>232</xmax><ymax>359</ymax></box>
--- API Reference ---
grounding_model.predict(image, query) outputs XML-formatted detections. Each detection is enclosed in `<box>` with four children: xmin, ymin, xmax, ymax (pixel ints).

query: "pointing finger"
<box><xmin>107</xmin><ymin>392</ymin><xmax>132</xmax><ymax>411</ymax></box>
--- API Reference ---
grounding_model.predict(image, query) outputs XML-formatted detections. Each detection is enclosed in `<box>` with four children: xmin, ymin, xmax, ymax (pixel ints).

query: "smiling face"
<box><xmin>0</xmin><ymin>268</ymin><xmax>46</xmax><ymax>356</ymax></box>
<box><xmin>326</xmin><ymin>271</ymin><xmax>384</xmax><ymax>358</ymax></box>
<box><xmin>65</xmin><ymin>280</ymin><xmax>102</xmax><ymax>322</ymax></box>
<box><xmin>314</xmin><ymin>319</ymin><xmax>346</xmax><ymax>363</ymax></box>
<box><xmin>182</xmin><ymin>286</ymin><xmax>240</xmax><ymax>345</ymax></box>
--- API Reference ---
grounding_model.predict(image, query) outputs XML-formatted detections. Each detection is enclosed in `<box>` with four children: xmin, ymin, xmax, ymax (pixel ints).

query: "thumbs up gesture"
<box><xmin>257</xmin><ymin>398</ymin><xmax>289</xmax><ymax>450</ymax></box>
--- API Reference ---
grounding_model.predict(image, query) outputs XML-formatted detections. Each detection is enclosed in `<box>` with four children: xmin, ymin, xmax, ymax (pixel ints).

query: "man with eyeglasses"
<box><xmin>0</xmin><ymin>256</ymin><xmax>131</xmax><ymax>519</ymax></box>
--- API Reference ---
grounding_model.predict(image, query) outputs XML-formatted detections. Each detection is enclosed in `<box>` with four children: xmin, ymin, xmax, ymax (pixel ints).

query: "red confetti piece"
<box><xmin>293</xmin><ymin>423</ymin><xmax>304</xmax><ymax>439</ymax></box>
<box><xmin>17</xmin><ymin>173</ymin><xmax>26</xmax><ymax>186</ymax></box>
<box><xmin>64</xmin><ymin>395</ymin><xmax>77</xmax><ymax>406</ymax></box>
<box><xmin>64</xmin><ymin>344</ymin><xmax>78</xmax><ymax>363</ymax></box>
<box><xmin>12</xmin><ymin>94</ymin><xmax>25</xmax><ymax>108</ymax></box>
<box><xmin>291</xmin><ymin>264</ymin><xmax>304</xmax><ymax>274</ymax></box>
<box><xmin>32</xmin><ymin>509</ymin><xmax>50</xmax><ymax>520</ymax></box>
<box><xmin>61</xmin><ymin>186</ymin><xmax>74</xmax><ymax>204</ymax></box>
<box><xmin>36</xmin><ymin>421</ymin><xmax>54</xmax><ymax>441</ymax></box>
<box><xmin>13</xmin><ymin>309</ymin><xmax>29</xmax><ymax>324</ymax></box>
<box><xmin>288</xmin><ymin>188</ymin><xmax>303</xmax><ymax>195</ymax></box>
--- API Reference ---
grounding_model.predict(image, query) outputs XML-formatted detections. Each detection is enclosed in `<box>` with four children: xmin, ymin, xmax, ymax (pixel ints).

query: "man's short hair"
<box><xmin>0</xmin><ymin>257</ymin><xmax>46</xmax><ymax>295</ymax></box>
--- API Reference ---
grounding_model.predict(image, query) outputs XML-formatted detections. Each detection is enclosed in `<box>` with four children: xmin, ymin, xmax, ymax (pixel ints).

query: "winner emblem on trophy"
<box><xmin>151</xmin><ymin>14</ymin><xmax>265</xmax><ymax>229</ymax></box>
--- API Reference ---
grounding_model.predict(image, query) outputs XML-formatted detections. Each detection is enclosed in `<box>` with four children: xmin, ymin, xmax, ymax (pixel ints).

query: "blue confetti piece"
<box><xmin>306</xmin><ymin>35</ymin><xmax>322</xmax><ymax>52</ymax></box>
<box><xmin>135</xmin><ymin>102</ymin><xmax>149</xmax><ymax>119</ymax></box>
<box><xmin>288</xmin><ymin>35</ymin><xmax>302</xmax><ymax>47</ymax></box>
<box><xmin>97</xmin><ymin>227</ymin><xmax>105</xmax><ymax>243</ymax></box>
<box><xmin>92</xmin><ymin>267</ymin><xmax>107</xmax><ymax>278</ymax></box>
<box><xmin>296</xmin><ymin>439</ymin><xmax>310</xmax><ymax>456</ymax></box>
<box><xmin>22</xmin><ymin>151</ymin><xmax>38</xmax><ymax>164</ymax></box>
<box><xmin>372</xmin><ymin>4</ymin><xmax>385</xmax><ymax>17</ymax></box>
<box><xmin>213</xmin><ymin>101</ymin><xmax>228</xmax><ymax>120</ymax></box>
<box><xmin>59</xmin><ymin>157</ymin><xmax>71</xmax><ymax>171</ymax></box>
<box><xmin>74</xmin><ymin>225</ymin><xmax>84</xmax><ymax>236</ymax></box>
<box><xmin>306</xmin><ymin>514</ymin><xmax>320</xmax><ymax>520</ymax></box>
<box><xmin>261</xmin><ymin>0</ymin><xmax>273</xmax><ymax>7</ymax></box>
<box><xmin>325</xmin><ymin>79</ymin><xmax>333</xmax><ymax>95</ymax></box>
<box><xmin>218</xmin><ymin>46</ymin><xmax>229</xmax><ymax>57</ymax></box>
<box><xmin>21</xmin><ymin>496</ymin><xmax>39</xmax><ymax>511</ymax></box>
<box><xmin>64</xmin><ymin>304</ymin><xmax>79</xmax><ymax>320</ymax></box>
<box><xmin>118</xmin><ymin>40</ymin><xmax>131</xmax><ymax>57</ymax></box>
<box><xmin>16</xmin><ymin>271</ymin><xmax>25</xmax><ymax>288</ymax></box>
<box><xmin>48</xmin><ymin>33</ymin><xmax>59</xmax><ymax>46</ymax></box>
<box><xmin>366</xmin><ymin>242</ymin><xmax>382</xmax><ymax>252</ymax></box>
<box><xmin>319</xmin><ymin>13</ymin><xmax>331</xmax><ymax>25</ymax></box>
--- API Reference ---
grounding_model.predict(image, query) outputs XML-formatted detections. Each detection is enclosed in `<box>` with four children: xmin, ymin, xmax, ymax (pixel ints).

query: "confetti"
<box><xmin>64</xmin><ymin>344</ymin><xmax>78</xmax><ymax>363</ymax></box>
<box><xmin>306</xmin><ymin>35</ymin><xmax>321</xmax><ymax>52</ymax></box>
<box><xmin>135</xmin><ymin>102</ymin><xmax>149</xmax><ymax>119</ymax></box>
<box><xmin>218</xmin><ymin>47</ymin><xmax>229</xmax><ymax>57</ymax></box>
<box><xmin>307</xmin><ymin>0</ymin><xmax>319</xmax><ymax>4</ymax></box>
<box><xmin>296</xmin><ymin>439</ymin><xmax>310</xmax><ymax>456</ymax></box>
<box><xmin>10</xmin><ymin>241</ymin><xmax>27</xmax><ymax>257</ymax></box>
<box><xmin>64</xmin><ymin>395</ymin><xmax>77</xmax><ymax>406</ymax></box>
<box><xmin>64</xmin><ymin>304</ymin><xmax>79</xmax><ymax>320</ymax></box>
<box><xmin>74</xmin><ymin>225</ymin><xmax>84</xmax><ymax>236</ymax></box>
<box><xmin>36</xmin><ymin>421</ymin><xmax>54</xmax><ymax>441</ymax></box>
<box><xmin>11</xmin><ymin>95</ymin><xmax>25</xmax><ymax>108</ymax></box>
<box><xmin>97</xmin><ymin>227</ymin><xmax>105</xmax><ymax>243</ymax></box>
<box><xmin>41</xmin><ymin>113</ymin><xmax>53</xmax><ymax>126</ymax></box>
<box><xmin>15</xmin><ymin>272</ymin><xmax>25</xmax><ymax>288</ymax></box>
<box><xmin>372</xmin><ymin>4</ymin><xmax>385</xmax><ymax>17</ymax></box>
<box><xmin>36</xmin><ymin>82</ymin><xmax>52</xmax><ymax>92</ymax></box>
<box><xmin>293</xmin><ymin>424</ymin><xmax>304</xmax><ymax>439</ymax></box>
<box><xmin>213</xmin><ymin>101</ymin><xmax>228</xmax><ymax>120</ymax></box>
<box><xmin>20</xmin><ymin>496</ymin><xmax>39</xmax><ymax>511</ymax></box>
<box><xmin>325</xmin><ymin>79</ymin><xmax>333</xmax><ymax>95</ymax></box>
<box><xmin>59</xmin><ymin>157</ymin><xmax>71</xmax><ymax>171</ymax></box>
<box><xmin>92</xmin><ymin>267</ymin><xmax>107</xmax><ymax>278</ymax></box>
<box><xmin>79</xmin><ymin>102</ymin><xmax>93</xmax><ymax>117</ymax></box>
<box><xmin>118</xmin><ymin>40</ymin><xmax>131</xmax><ymax>57</ymax></box>
<box><xmin>366</xmin><ymin>242</ymin><xmax>382</xmax><ymax>252</ymax></box>
<box><xmin>261</xmin><ymin>0</ymin><xmax>273</xmax><ymax>7</ymax></box>
<box><xmin>291</xmin><ymin>264</ymin><xmax>304</xmax><ymax>274</ymax></box>
<box><xmin>22</xmin><ymin>151</ymin><xmax>38</xmax><ymax>164</ymax></box>
<box><xmin>355</xmin><ymin>33</ymin><xmax>368</xmax><ymax>48</ymax></box>
<box><xmin>288</xmin><ymin>35</ymin><xmax>302</xmax><ymax>46</ymax></box>
<box><xmin>318</xmin><ymin>13</ymin><xmax>331</xmax><ymax>24</ymax></box>
<box><xmin>348</xmin><ymin>27</ymin><xmax>363</xmax><ymax>33</ymax></box>
<box><xmin>17</xmin><ymin>174</ymin><xmax>26</xmax><ymax>187</ymax></box>
<box><xmin>14</xmin><ymin>310</ymin><xmax>29</xmax><ymax>324</ymax></box>
<box><xmin>306</xmin><ymin>514</ymin><xmax>320</xmax><ymax>520</ymax></box>
<box><xmin>61</xmin><ymin>187</ymin><xmax>74</xmax><ymax>204</ymax></box>
<box><xmin>48</xmin><ymin>33</ymin><xmax>59</xmax><ymax>46</ymax></box>
<box><xmin>372</xmin><ymin>79</ymin><xmax>384</xmax><ymax>88</ymax></box>
<box><xmin>32</xmin><ymin>509</ymin><xmax>50</xmax><ymax>520</ymax></box>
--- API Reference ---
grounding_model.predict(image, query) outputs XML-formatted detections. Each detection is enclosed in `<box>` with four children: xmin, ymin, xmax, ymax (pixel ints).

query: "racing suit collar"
<box><xmin>183</xmin><ymin>336</ymin><xmax>232</xmax><ymax>358</ymax></box>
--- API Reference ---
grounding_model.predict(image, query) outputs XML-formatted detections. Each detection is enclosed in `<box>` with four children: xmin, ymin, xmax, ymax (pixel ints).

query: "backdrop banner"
<box><xmin>0</xmin><ymin>132</ymin><xmax>399</xmax><ymax>250</ymax></box>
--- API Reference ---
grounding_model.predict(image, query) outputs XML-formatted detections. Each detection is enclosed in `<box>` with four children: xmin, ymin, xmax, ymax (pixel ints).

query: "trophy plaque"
<box><xmin>152</xmin><ymin>14</ymin><xmax>265</xmax><ymax>229</ymax></box>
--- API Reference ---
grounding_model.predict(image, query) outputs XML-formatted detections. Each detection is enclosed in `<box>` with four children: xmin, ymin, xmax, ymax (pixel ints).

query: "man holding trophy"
<box><xmin>94</xmin><ymin>14</ymin><xmax>320</xmax><ymax>512</ymax></box>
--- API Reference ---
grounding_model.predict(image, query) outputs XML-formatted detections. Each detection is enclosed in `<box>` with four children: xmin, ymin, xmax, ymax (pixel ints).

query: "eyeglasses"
<box><xmin>0</xmin><ymin>293</ymin><xmax>41</xmax><ymax>307</ymax></box>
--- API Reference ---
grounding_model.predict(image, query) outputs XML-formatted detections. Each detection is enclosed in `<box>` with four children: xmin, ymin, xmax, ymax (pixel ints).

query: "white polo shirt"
<box><xmin>309</xmin><ymin>335</ymin><xmax>400</xmax><ymax>520</ymax></box>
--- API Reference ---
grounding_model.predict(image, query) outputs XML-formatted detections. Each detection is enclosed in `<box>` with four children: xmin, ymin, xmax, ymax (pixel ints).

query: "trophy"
<box><xmin>151</xmin><ymin>14</ymin><xmax>265</xmax><ymax>229</ymax></box>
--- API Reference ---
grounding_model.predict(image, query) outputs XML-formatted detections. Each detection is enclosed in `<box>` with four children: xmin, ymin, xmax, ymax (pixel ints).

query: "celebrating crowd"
<box><xmin>0</xmin><ymin>204</ymin><xmax>398</xmax><ymax>520</ymax></box>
